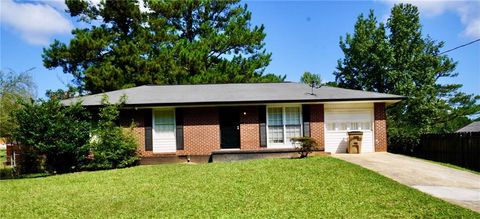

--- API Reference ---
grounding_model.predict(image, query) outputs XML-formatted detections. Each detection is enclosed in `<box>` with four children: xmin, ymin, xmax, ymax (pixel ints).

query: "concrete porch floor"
<box><xmin>333</xmin><ymin>152</ymin><xmax>480</xmax><ymax>213</ymax></box>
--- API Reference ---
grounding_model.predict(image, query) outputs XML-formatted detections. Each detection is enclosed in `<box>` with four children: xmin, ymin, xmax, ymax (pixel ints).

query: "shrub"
<box><xmin>290</xmin><ymin>137</ymin><xmax>318</xmax><ymax>158</ymax></box>
<box><xmin>82</xmin><ymin>97</ymin><xmax>139</xmax><ymax>170</ymax></box>
<box><xmin>15</xmin><ymin>145</ymin><xmax>45</xmax><ymax>174</ymax></box>
<box><xmin>387</xmin><ymin>125</ymin><xmax>421</xmax><ymax>155</ymax></box>
<box><xmin>0</xmin><ymin>166</ymin><xmax>16</xmax><ymax>179</ymax></box>
<box><xmin>12</xmin><ymin>99</ymin><xmax>91</xmax><ymax>173</ymax></box>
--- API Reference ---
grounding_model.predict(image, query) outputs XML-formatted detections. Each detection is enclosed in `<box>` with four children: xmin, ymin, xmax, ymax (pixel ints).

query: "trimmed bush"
<box><xmin>290</xmin><ymin>137</ymin><xmax>318</xmax><ymax>158</ymax></box>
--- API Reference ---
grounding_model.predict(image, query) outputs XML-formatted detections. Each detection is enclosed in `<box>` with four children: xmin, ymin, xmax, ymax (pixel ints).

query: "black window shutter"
<box><xmin>144</xmin><ymin>109</ymin><xmax>153</xmax><ymax>151</ymax></box>
<box><xmin>175</xmin><ymin>108</ymin><xmax>184</xmax><ymax>150</ymax></box>
<box><xmin>259</xmin><ymin>105</ymin><xmax>267</xmax><ymax>147</ymax></box>
<box><xmin>302</xmin><ymin>105</ymin><xmax>310</xmax><ymax>137</ymax></box>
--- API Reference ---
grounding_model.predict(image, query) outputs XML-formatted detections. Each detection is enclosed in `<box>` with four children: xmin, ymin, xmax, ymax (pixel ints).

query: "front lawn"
<box><xmin>0</xmin><ymin>157</ymin><xmax>477</xmax><ymax>218</ymax></box>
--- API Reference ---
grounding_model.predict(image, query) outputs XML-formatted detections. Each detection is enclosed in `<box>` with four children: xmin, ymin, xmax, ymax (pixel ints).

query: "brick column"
<box><xmin>183</xmin><ymin>107</ymin><xmax>220</xmax><ymax>155</ymax></box>
<box><xmin>374</xmin><ymin>103</ymin><xmax>387</xmax><ymax>152</ymax></box>
<box><xmin>120</xmin><ymin>109</ymin><xmax>148</xmax><ymax>156</ymax></box>
<box><xmin>309</xmin><ymin>104</ymin><xmax>325</xmax><ymax>149</ymax></box>
<box><xmin>239</xmin><ymin>106</ymin><xmax>260</xmax><ymax>150</ymax></box>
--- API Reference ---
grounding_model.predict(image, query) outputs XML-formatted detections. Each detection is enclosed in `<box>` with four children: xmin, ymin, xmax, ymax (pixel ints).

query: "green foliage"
<box><xmin>323</xmin><ymin>81</ymin><xmax>338</xmax><ymax>87</ymax></box>
<box><xmin>45</xmin><ymin>85</ymin><xmax>79</xmax><ymax>101</ymax></box>
<box><xmin>12</xmin><ymin>99</ymin><xmax>91</xmax><ymax>173</ymax></box>
<box><xmin>43</xmin><ymin>0</ymin><xmax>284</xmax><ymax>94</ymax></box>
<box><xmin>334</xmin><ymin>4</ymin><xmax>480</xmax><ymax>150</ymax></box>
<box><xmin>83</xmin><ymin>96</ymin><xmax>139</xmax><ymax>170</ymax></box>
<box><xmin>335</xmin><ymin>10</ymin><xmax>391</xmax><ymax>93</ymax></box>
<box><xmin>11</xmin><ymin>96</ymin><xmax>139</xmax><ymax>173</ymax></box>
<box><xmin>300</xmin><ymin>72</ymin><xmax>321</xmax><ymax>85</ymax></box>
<box><xmin>290</xmin><ymin>137</ymin><xmax>318</xmax><ymax>158</ymax></box>
<box><xmin>0</xmin><ymin>149</ymin><xmax>16</xmax><ymax>180</ymax></box>
<box><xmin>0</xmin><ymin>70</ymin><xmax>36</xmax><ymax>139</ymax></box>
<box><xmin>300</xmin><ymin>71</ymin><xmax>322</xmax><ymax>95</ymax></box>
<box><xmin>0</xmin><ymin>166</ymin><xmax>16</xmax><ymax>180</ymax></box>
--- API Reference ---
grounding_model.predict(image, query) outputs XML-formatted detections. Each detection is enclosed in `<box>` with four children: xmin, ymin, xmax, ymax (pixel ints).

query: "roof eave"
<box><xmin>71</xmin><ymin>97</ymin><xmax>404</xmax><ymax>107</ymax></box>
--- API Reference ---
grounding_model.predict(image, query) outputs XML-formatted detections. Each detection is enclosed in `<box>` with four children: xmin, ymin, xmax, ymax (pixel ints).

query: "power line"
<box><xmin>439</xmin><ymin>38</ymin><xmax>480</xmax><ymax>55</ymax></box>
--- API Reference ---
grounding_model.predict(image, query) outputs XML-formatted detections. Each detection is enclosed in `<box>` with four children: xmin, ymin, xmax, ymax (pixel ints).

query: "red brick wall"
<box><xmin>124</xmin><ymin>104</ymin><xmax>331</xmax><ymax>157</ymax></box>
<box><xmin>374</xmin><ymin>103</ymin><xmax>387</xmax><ymax>152</ymax></box>
<box><xmin>239</xmin><ymin>106</ymin><xmax>260</xmax><ymax>150</ymax></box>
<box><xmin>183</xmin><ymin>107</ymin><xmax>220</xmax><ymax>155</ymax></box>
<box><xmin>309</xmin><ymin>104</ymin><xmax>325</xmax><ymax>149</ymax></box>
<box><xmin>120</xmin><ymin>109</ymin><xmax>149</xmax><ymax>156</ymax></box>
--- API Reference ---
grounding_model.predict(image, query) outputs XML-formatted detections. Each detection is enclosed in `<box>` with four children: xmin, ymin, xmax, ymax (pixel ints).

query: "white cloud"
<box><xmin>383</xmin><ymin>0</ymin><xmax>480</xmax><ymax>38</ymax></box>
<box><xmin>0</xmin><ymin>0</ymin><xmax>73</xmax><ymax>45</ymax></box>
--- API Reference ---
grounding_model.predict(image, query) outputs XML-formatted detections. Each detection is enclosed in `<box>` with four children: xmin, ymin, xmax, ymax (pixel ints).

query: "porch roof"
<box><xmin>61</xmin><ymin>83</ymin><xmax>405</xmax><ymax>106</ymax></box>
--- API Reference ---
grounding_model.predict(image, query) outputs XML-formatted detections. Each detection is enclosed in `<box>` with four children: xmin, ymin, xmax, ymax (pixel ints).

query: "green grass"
<box><xmin>436</xmin><ymin>162</ymin><xmax>480</xmax><ymax>174</ymax></box>
<box><xmin>0</xmin><ymin>157</ymin><xmax>478</xmax><ymax>218</ymax></box>
<box><xmin>405</xmin><ymin>155</ymin><xmax>479</xmax><ymax>175</ymax></box>
<box><xmin>428</xmin><ymin>160</ymin><xmax>479</xmax><ymax>175</ymax></box>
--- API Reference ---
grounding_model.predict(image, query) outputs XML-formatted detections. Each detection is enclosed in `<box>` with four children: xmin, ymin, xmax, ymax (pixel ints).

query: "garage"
<box><xmin>324</xmin><ymin>103</ymin><xmax>374</xmax><ymax>153</ymax></box>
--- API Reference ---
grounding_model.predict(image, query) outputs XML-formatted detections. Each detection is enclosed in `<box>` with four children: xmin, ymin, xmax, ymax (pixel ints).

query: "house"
<box><xmin>0</xmin><ymin>138</ymin><xmax>6</xmax><ymax>150</ymax></box>
<box><xmin>456</xmin><ymin>121</ymin><xmax>480</xmax><ymax>133</ymax></box>
<box><xmin>62</xmin><ymin>83</ymin><xmax>404</xmax><ymax>161</ymax></box>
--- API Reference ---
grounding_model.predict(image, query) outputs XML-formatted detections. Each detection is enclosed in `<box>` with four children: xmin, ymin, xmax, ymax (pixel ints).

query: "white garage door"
<box><xmin>324</xmin><ymin>110</ymin><xmax>374</xmax><ymax>153</ymax></box>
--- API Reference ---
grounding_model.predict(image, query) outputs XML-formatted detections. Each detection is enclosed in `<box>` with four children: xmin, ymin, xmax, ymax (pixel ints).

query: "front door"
<box><xmin>220</xmin><ymin>107</ymin><xmax>240</xmax><ymax>149</ymax></box>
<box><xmin>153</xmin><ymin>109</ymin><xmax>176</xmax><ymax>153</ymax></box>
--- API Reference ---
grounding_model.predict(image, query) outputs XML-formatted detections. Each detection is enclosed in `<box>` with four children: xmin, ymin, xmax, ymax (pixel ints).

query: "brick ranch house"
<box><xmin>62</xmin><ymin>83</ymin><xmax>403</xmax><ymax>162</ymax></box>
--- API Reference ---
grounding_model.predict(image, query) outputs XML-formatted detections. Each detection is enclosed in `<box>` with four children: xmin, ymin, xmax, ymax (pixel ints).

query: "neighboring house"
<box><xmin>0</xmin><ymin>138</ymin><xmax>6</xmax><ymax>150</ymax></box>
<box><xmin>0</xmin><ymin>144</ymin><xmax>5</xmax><ymax>150</ymax></box>
<box><xmin>456</xmin><ymin>121</ymin><xmax>480</xmax><ymax>133</ymax></box>
<box><xmin>62</xmin><ymin>83</ymin><xmax>404</xmax><ymax>159</ymax></box>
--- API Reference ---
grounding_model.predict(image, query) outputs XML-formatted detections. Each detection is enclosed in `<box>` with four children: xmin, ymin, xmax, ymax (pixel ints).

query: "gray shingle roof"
<box><xmin>61</xmin><ymin>83</ymin><xmax>404</xmax><ymax>106</ymax></box>
<box><xmin>456</xmin><ymin>121</ymin><xmax>480</xmax><ymax>133</ymax></box>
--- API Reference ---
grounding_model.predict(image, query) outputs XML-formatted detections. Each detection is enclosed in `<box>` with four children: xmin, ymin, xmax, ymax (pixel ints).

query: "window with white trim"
<box><xmin>267</xmin><ymin>107</ymin><xmax>284</xmax><ymax>143</ymax></box>
<box><xmin>154</xmin><ymin>109</ymin><xmax>175</xmax><ymax>134</ymax></box>
<box><xmin>325</xmin><ymin>121</ymin><xmax>372</xmax><ymax>131</ymax></box>
<box><xmin>267</xmin><ymin>106</ymin><xmax>302</xmax><ymax>144</ymax></box>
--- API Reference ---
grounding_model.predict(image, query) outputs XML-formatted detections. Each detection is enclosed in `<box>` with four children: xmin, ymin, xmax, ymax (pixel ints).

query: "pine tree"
<box><xmin>43</xmin><ymin>0</ymin><xmax>284</xmax><ymax>94</ymax></box>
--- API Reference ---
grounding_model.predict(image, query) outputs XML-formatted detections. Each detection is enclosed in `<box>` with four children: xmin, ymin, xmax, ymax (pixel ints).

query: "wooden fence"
<box><xmin>416</xmin><ymin>132</ymin><xmax>480</xmax><ymax>171</ymax></box>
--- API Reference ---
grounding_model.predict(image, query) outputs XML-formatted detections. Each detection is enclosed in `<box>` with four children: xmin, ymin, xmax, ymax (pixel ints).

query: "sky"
<box><xmin>1</xmin><ymin>0</ymin><xmax>479</xmax><ymax>98</ymax></box>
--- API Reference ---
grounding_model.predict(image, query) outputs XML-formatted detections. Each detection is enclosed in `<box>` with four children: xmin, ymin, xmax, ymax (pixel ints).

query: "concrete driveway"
<box><xmin>333</xmin><ymin>152</ymin><xmax>480</xmax><ymax>212</ymax></box>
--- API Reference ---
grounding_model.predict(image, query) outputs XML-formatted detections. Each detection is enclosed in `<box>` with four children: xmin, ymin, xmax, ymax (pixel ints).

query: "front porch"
<box><xmin>139</xmin><ymin>148</ymin><xmax>328</xmax><ymax>165</ymax></box>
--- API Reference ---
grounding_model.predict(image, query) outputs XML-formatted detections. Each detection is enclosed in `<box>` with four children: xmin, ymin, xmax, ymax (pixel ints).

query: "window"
<box><xmin>268</xmin><ymin>107</ymin><xmax>284</xmax><ymax>143</ymax></box>
<box><xmin>267</xmin><ymin>106</ymin><xmax>302</xmax><ymax>144</ymax></box>
<box><xmin>154</xmin><ymin>109</ymin><xmax>175</xmax><ymax>134</ymax></box>
<box><xmin>285</xmin><ymin>107</ymin><xmax>301</xmax><ymax>139</ymax></box>
<box><xmin>350</xmin><ymin>122</ymin><xmax>358</xmax><ymax>130</ymax></box>
<box><xmin>326</xmin><ymin>123</ymin><xmax>336</xmax><ymax>131</ymax></box>
<box><xmin>325</xmin><ymin>121</ymin><xmax>372</xmax><ymax>131</ymax></box>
